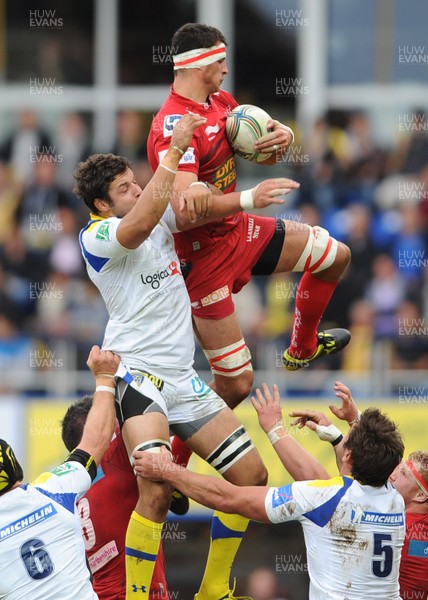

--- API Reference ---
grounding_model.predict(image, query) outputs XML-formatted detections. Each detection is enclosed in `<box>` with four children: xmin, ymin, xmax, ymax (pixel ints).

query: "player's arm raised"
<box><xmin>329</xmin><ymin>381</ymin><xmax>361</xmax><ymax>426</ymax></box>
<box><xmin>175</xmin><ymin>177</ymin><xmax>300</xmax><ymax>231</ymax></box>
<box><xmin>116</xmin><ymin>114</ymin><xmax>207</xmax><ymax>248</ymax></box>
<box><xmin>289</xmin><ymin>381</ymin><xmax>361</xmax><ymax>473</ymax></box>
<box><xmin>75</xmin><ymin>345</ymin><xmax>120</xmax><ymax>466</ymax></box>
<box><xmin>252</xmin><ymin>384</ymin><xmax>330</xmax><ymax>481</ymax></box>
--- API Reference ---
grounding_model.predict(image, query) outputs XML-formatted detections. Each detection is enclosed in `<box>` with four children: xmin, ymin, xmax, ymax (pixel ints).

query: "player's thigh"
<box><xmin>193</xmin><ymin>311</ymin><xmax>244</xmax><ymax>350</ymax></box>
<box><xmin>122</xmin><ymin>412</ymin><xmax>170</xmax><ymax>456</ymax></box>
<box><xmin>273</xmin><ymin>219</ymin><xmax>310</xmax><ymax>273</ymax></box>
<box><xmin>186</xmin><ymin>407</ymin><xmax>267</xmax><ymax>486</ymax></box>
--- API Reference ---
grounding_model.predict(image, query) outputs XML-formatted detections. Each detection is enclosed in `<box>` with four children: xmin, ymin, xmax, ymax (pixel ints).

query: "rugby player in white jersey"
<box><xmin>0</xmin><ymin>345</ymin><xmax>121</xmax><ymax>600</ymax></box>
<box><xmin>74</xmin><ymin>113</ymin><xmax>299</xmax><ymax>600</ymax></box>
<box><xmin>134</xmin><ymin>384</ymin><xmax>406</xmax><ymax>600</ymax></box>
<box><xmin>290</xmin><ymin>381</ymin><xmax>428</xmax><ymax>600</ymax></box>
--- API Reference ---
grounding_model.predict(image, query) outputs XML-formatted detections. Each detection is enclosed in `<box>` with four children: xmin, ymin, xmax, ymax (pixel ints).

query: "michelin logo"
<box><xmin>351</xmin><ymin>510</ymin><xmax>404</xmax><ymax>526</ymax></box>
<box><xmin>0</xmin><ymin>504</ymin><xmax>57</xmax><ymax>540</ymax></box>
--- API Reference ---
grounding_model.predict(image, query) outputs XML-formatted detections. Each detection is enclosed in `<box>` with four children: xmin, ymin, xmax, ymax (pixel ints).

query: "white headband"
<box><xmin>173</xmin><ymin>43</ymin><xmax>226</xmax><ymax>70</ymax></box>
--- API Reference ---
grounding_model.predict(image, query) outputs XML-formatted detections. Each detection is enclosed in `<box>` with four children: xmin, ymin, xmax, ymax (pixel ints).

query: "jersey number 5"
<box><xmin>372</xmin><ymin>533</ymin><xmax>393</xmax><ymax>578</ymax></box>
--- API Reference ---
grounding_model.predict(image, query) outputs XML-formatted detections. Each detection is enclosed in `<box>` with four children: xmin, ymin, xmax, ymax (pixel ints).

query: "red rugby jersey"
<box><xmin>148</xmin><ymin>87</ymin><xmax>240</xmax><ymax>258</ymax></box>
<box><xmin>399</xmin><ymin>512</ymin><xmax>428</xmax><ymax>599</ymax></box>
<box><xmin>77</xmin><ymin>427</ymin><xmax>168</xmax><ymax>600</ymax></box>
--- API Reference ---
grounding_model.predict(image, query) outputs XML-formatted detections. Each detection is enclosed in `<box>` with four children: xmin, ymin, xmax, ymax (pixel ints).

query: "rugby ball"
<box><xmin>226</xmin><ymin>104</ymin><xmax>273</xmax><ymax>163</ymax></box>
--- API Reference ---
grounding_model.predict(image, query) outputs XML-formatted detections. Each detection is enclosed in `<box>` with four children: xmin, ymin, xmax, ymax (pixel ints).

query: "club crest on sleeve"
<box><xmin>95</xmin><ymin>222</ymin><xmax>111</xmax><ymax>241</ymax></box>
<box><xmin>51</xmin><ymin>463</ymin><xmax>78</xmax><ymax>477</ymax></box>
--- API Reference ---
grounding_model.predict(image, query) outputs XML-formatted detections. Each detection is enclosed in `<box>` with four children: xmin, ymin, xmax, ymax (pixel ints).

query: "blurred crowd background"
<box><xmin>1</xmin><ymin>2</ymin><xmax>427</xmax><ymax>598</ymax></box>
<box><xmin>0</xmin><ymin>0</ymin><xmax>428</xmax><ymax>399</ymax></box>
<box><xmin>1</xmin><ymin>105</ymin><xmax>427</xmax><ymax>392</ymax></box>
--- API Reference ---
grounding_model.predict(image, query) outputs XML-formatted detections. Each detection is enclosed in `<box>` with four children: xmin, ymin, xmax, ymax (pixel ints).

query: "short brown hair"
<box><xmin>73</xmin><ymin>153</ymin><xmax>131</xmax><ymax>214</ymax></box>
<box><xmin>61</xmin><ymin>396</ymin><xmax>93</xmax><ymax>452</ymax></box>
<box><xmin>344</xmin><ymin>408</ymin><xmax>404</xmax><ymax>487</ymax></box>
<box><xmin>171</xmin><ymin>23</ymin><xmax>227</xmax><ymax>57</ymax></box>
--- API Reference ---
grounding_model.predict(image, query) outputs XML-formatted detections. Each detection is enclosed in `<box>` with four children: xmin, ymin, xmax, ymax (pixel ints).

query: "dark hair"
<box><xmin>344</xmin><ymin>408</ymin><xmax>404</xmax><ymax>487</ymax></box>
<box><xmin>73</xmin><ymin>153</ymin><xmax>131</xmax><ymax>214</ymax></box>
<box><xmin>171</xmin><ymin>23</ymin><xmax>227</xmax><ymax>56</ymax></box>
<box><xmin>61</xmin><ymin>395</ymin><xmax>93</xmax><ymax>452</ymax></box>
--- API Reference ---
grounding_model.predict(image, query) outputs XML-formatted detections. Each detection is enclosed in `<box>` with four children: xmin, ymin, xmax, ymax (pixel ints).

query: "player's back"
<box><xmin>267</xmin><ymin>476</ymin><xmax>405</xmax><ymax>599</ymax></box>
<box><xmin>301</xmin><ymin>478</ymin><xmax>405</xmax><ymax>599</ymax></box>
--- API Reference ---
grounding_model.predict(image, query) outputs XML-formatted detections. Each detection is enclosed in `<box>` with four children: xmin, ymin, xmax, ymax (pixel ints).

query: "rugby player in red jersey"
<box><xmin>148</xmin><ymin>23</ymin><xmax>351</xmax><ymax>416</ymax></box>
<box><xmin>384</xmin><ymin>454</ymin><xmax>428</xmax><ymax>598</ymax></box>
<box><xmin>61</xmin><ymin>397</ymin><xmax>170</xmax><ymax>600</ymax></box>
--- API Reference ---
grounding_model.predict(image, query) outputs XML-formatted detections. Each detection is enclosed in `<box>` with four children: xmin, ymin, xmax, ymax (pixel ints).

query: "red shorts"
<box><xmin>182</xmin><ymin>213</ymin><xmax>280</xmax><ymax>319</ymax></box>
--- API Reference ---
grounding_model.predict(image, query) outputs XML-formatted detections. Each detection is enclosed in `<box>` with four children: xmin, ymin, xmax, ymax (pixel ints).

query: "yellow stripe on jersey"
<box><xmin>306</xmin><ymin>475</ymin><xmax>353</xmax><ymax>488</ymax></box>
<box><xmin>89</xmin><ymin>212</ymin><xmax>105</xmax><ymax>221</ymax></box>
<box><xmin>31</xmin><ymin>471</ymin><xmax>54</xmax><ymax>486</ymax></box>
<box><xmin>86</xmin><ymin>213</ymin><xmax>108</xmax><ymax>233</ymax></box>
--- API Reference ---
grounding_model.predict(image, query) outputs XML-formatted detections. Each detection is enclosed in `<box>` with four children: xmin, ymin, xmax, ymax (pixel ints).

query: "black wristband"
<box><xmin>65</xmin><ymin>448</ymin><xmax>98</xmax><ymax>481</ymax></box>
<box><xmin>331</xmin><ymin>434</ymin><xmax>344</xmax><ymax>447</ymax></box>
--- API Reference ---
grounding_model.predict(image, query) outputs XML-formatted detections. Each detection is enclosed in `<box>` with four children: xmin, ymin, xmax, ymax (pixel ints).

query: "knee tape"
<box><xmin>206</xmin><ymin>426</ymin><xmax>254</xmax><ymax>474</ymax></box>
<box><xmin>204</xmin><ymin>339</ymin><xmax>253</xmax><ymax>377</ymax></box>
<box><xmin>292</xmin><ymin>225</ymin><xmax>338</xmax><ymax>274</ymax></box>
<box><xmin>129</xmin><ymin>439</ymin><xmax>172</xmax><ymax>469</ymax></box>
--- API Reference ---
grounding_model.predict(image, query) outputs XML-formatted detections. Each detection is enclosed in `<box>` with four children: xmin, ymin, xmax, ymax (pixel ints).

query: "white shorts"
<box><xmin>126</xmin><ymin>364</ymin><xmax>227</xmax><ymax>440</ymax></box>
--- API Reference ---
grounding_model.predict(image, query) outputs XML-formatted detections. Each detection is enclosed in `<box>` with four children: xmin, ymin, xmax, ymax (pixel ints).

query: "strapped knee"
<box><xmin>129</xmin><ymin>439</ymin><xmax>172</xmax><ymax>469</ymax></box>
<box><xmin>205</xmin><ymin>426</ymin><xmax>254</xmax><ymax>474</ymax></box>
<box><xmin>292</xmin><ymin>225</ymin><xmax>338</xmax><ymax>274</ymax></box>
<box><xmin>204</xmin><ymin>339</ymin><xmax>253</xmax><ymax>377</ymax></box>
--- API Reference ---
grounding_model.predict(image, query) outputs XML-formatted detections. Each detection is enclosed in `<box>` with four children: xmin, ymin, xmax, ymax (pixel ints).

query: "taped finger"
<box><xmin>269</xmin><ymin>188</ymin><xmax>292</xmax><ymax>197</ymax></box>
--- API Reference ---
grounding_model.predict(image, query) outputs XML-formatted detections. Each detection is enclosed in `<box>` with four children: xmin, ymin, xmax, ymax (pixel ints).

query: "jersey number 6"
<box><xmin>20</xmin><ymin>538</ymin><xmax>54</xmax><ymax>580</ymax></box>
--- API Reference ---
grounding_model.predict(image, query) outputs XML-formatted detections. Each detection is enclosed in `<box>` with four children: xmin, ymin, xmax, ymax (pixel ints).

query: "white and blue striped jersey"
<box><xmin>79</xmin><ymin>211</ymin><xmax>195</xmax><ymax>372</ymax></box>
<box><xmin>265</xmin><ymin>476</ymin><xmax>405</xmax><ymax>600</ymax></box>
<box><xmin>0</xmin><ymin>462</ymin><xmax>96</xmax><ymax>600</ymax></box>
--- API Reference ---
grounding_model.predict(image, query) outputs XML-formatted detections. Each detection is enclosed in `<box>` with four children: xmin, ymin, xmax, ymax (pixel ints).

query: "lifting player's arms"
<box><xmin>134</xmin><ymin>384</ymin><xmax>406</xmax><ymax>600</ymax></box>
<box><xmin>0</xmin><ymin>346</ymin><xmax>121</xmax><ymax>600</ymax></box>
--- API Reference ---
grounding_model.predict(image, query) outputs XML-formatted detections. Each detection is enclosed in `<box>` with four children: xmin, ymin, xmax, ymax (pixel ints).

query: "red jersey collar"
<box><xmin>170</xmin><ymin>85</ymin><xmax>216</xmax><ymax>112</ymax></box>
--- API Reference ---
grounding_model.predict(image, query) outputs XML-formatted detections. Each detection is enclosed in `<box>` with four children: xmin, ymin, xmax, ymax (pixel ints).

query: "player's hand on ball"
<box><xmin>171</xmin><ymin>113</ymin><xmax>207</xmax><ymax>154</ymax></box>
<box><xmin>255</xmin><ymin>120</ymin><xmax>294</xmax><ymax>154</ymax></box>
<box><xmin>252</xmin><ymin>177</ymin><xmax>300</xmax><ymax>208</ymax></box>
